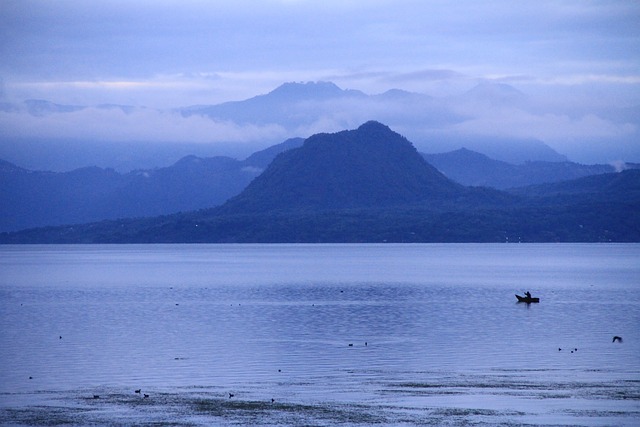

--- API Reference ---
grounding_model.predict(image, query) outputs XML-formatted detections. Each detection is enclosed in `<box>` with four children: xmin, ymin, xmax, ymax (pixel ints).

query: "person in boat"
<box><xmin>524</xmin><ymin>291</ymin><xmax>532</xmax><ymax>299</ymax></box>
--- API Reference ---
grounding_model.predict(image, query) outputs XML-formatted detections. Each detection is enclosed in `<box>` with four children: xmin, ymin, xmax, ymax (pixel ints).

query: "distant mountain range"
<box><xmin>179</xmin><ymin>81</ymin><xmax>569</xmax><ymax>164</ymax></box>
<box><xmin>0</xmin><ymin>138</ymin><xmax>302</xmax><ymax>232</ymax></box>
<box><xmin>3</xmin><ymin>122</ymin><xmax>636</xmax><ymax>232</ymax></box>
<box><xmin>422</xmin><ymin>149</ymin><xmax>631</xmax><ymax>189</ymax></box>
<box><xmin>4</xmin><ymin>80</ymin><xmax>612</xmax><ymax>173</ymax></box>
<box><xmin>2</xmin><ymin>121</ymin><xmax>638</xmax><ymax>243</ymax></box>
<box><xmin>179</xmin><ymin>81</ymin><xmax>367</xmax><ymax>127</ymax></box>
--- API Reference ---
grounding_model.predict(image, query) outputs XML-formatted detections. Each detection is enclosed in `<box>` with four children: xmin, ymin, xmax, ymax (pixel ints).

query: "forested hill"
<box><xmin>2</xmin><ymin>122</ymin><xmax>638</xmax><ymax>243</ymax></box>
<box><xmin>215</xmin><ymin>121</ymin><xmax>474</xmax><ymax>214</ymax></box>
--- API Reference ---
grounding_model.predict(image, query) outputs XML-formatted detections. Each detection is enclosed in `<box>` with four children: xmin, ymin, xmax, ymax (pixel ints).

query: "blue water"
<box><xmin>1</xmin><ymin>244</ymin><xmax>639</xmax><ymax>425</ymax></box>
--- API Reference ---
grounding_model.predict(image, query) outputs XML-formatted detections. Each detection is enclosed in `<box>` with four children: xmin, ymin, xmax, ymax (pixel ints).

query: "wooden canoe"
<box><xmin>516</xmin><ymin>294</ymin><xmax>539</xmax><ymax>303</ymax></box>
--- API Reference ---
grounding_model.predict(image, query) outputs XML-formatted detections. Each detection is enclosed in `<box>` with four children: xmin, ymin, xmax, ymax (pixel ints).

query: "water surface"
<box><xmin>1</xmin><ymin>244</ymin><xmax>638</xmax><ymax>425</ymax></box>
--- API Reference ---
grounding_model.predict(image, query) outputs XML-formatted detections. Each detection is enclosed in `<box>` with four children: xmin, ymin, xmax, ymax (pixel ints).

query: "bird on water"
<box><xmin>612</xmin><ymin>336</ymin><xmax>623</xmax><ymax>343</ymax></box>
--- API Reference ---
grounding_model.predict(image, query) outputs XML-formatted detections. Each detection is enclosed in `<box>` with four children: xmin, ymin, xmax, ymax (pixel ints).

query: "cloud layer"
<box><xmin>1</xmin><ymin>81</ymin><xmax>637</xmax><ymax>165</ymax></box>
<box><xmin>0</xmin><ymin>0</ymin><xmax>638</xmax><ymax>165</ymax></box>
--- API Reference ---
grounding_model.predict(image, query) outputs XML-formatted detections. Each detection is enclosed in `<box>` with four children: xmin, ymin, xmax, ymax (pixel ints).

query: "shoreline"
<box><xmin>2</xmin><ymin>381</ymin><xmax>639</xmax><ymax>426</ymax></box>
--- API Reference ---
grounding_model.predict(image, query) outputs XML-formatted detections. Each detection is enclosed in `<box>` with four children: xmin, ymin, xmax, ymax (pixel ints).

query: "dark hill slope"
<box><xmin>0</xmin><ymin>138</ymin><xmax>303</xmax><ymax>232</ymax></box>
<box><xmin>0</xmin><ymin>156</ymin><xmax>250</xmax><ymax>232</ymax></box>
<box><xmin>242</xmin><ymin>137</ymin><xmax>304</xmax><ymax>169</ymax></box>
<box><xmin>6</xmin><ymin>166</ymin><xmax>637</xmax><ymax>243</ymax></box>
<box><xmin>508</xmin><ymin>169</ymin><xmax>640</xmax><ymax>202</ymax></box>
<box><xmin>217</xmin><ymin>121</ymin><xmax>468</xmax><ymax>213</ymax></box>
<box><xmin>423</xmin><ymin>148</ymin><xmax>617</xmax><ymax>189</ymax></box>
<box><xmin>500</xmin><ymin>169</ymin><xmax>640</xmax><ymax>242</ymax></box>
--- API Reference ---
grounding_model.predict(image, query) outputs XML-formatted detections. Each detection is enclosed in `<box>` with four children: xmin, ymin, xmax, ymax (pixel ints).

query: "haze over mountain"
<box><xmin>422</xmin><ymin>149</ymin><xmax>625</xmax><ymax>189</ymax></box>
<box><xmin>0</xmin><ymin>138</ymin><xmax>302</xmax><ymax>232</ymax></box>
<box><xmin>3</xmin><ymin>1</ymin><xmax>638</xmax><ymax>174</ymax></box>
<box><xmin>179</xmin><ymin>81</ymin><xmax>366</xmax><ymax>127</ymax></box>
<box><xmin>2</xmin><ymin>81</ymin><xmax>637</xmax><ymax>173</ymax></box>
<box><xmin>180</xmin><ymin>81</ymin><xmax>570</xmax><ymax>164</ymax></box>
<box><xmin>2</xmin><ymin>122</ymin><xmax>637</xmax><ymax>243</ymax></box>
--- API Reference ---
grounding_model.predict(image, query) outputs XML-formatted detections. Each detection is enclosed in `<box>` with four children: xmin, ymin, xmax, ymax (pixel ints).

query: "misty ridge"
<box><xmin>1</xmin><ymin>81</ymin><xmax>639</xmax><ymax>173</ymax></box>
<box><xmin>0</xmin><ymin>138</ymin><xmax>301</xmax><ymax>232</ymax></box>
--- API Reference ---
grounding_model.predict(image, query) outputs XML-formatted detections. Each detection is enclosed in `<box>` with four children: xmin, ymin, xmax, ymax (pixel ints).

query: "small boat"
<box><xmin>516</xmin><ymin>294</ymin><xmax>539</xmax><ymax>303</ymax></box>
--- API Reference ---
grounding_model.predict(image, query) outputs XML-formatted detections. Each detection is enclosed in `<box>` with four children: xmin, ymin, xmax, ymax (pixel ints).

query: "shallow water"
<box><xmin>1</xmin><ymin>244</ymin><xmax>639</xmax><ymax>425</ymax></box>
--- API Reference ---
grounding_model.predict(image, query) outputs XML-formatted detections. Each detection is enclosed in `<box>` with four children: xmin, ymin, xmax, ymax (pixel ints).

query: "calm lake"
<box><xmin>1</xmin><ymin>244</ymin><xmax>639</xmax><ymax>426</ymax></box>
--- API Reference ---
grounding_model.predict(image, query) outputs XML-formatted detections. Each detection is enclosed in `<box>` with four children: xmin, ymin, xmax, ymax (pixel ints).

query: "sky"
<box><xmin>1</xmin><ymin>0</ymin><xmax>639</xmax><ymax>166</ymax></box>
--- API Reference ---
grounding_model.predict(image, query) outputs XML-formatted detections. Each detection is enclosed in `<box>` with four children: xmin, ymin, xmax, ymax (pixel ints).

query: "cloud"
<box><xmin>451</xmin><ymin>108</ymin><xmax>636</xmax><ymax>143</ymax></box>
<box><xmin>0</xmin><ymin>106</ymin><xmax>288</xmax><ymax>145</ymax></box>
<box><xmin>541</xmin><ymin>74</ymin><xmax>640</xmax><ymax>86</ymax></box>
<box><xmin>1</xmin><ymin>79</ymin><xmax>638</xmax><ymax>165</ymax></box>
<box><xmin>295</xmin><ymin>85</ymin><xmax>638</xmax><ymax>150</ymax></box>
<box><xmin>383</xmin><ymin>69</ymin><xmax>467</xmax><ymax>83</ymax></box>
<box><xmin>3</xmin><ymin>1</ymin><xmax>638</xmax><ymax>88</ymax></box>
<box><xmin>1</xmin><ymin>0</ymin><xmax>639</xmax><ymax>164</ymax></box>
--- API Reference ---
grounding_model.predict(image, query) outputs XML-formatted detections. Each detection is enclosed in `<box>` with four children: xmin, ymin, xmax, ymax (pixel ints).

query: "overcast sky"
<box><xmin>1</xmin><ymin>0</ymin><xmax>639</xmax><ymax>164</ymax></box>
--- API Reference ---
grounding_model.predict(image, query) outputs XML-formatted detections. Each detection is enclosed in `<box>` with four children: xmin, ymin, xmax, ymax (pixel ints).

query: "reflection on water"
<box><xmin>1</xmin><ymin>244</ymin><xmax>639</xmax><ymax>425</ymax></box>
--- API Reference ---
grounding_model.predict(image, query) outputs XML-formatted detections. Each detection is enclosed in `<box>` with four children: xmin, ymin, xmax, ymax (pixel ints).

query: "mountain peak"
<box><xmin>0</xmin><ymin>159</ymin><xmax>26</xmax><ymax>173</ymax></box>
<box><xmin>218</xmin><ymin>122</ymin><xmax>464</xmax><ymax>213</ymax></box>
<box><xmin>357</xmin><ymin>120</ymin><xmax>392</xmax><ymax>133</ymax></box>
<box><xmin>268</xmin><ymin>81</ymin><xmax>345</xmax><ymax>100</ymax></box>
<box><xmin>462</xmin><ymin>82</ymin><xmax>527</xmax><ymax>106</ymax></box>
<box><xmin>466</xmin><ymin>82</ymin><xmax>524</xmax><ymax>96</ymax></box>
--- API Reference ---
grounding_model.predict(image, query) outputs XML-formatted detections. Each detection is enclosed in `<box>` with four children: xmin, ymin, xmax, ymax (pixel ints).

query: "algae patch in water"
<box><xmin>192</xmin><ymin>398</ymin><xmax>389</xmax><ymax>424</ymax></box>
<box><xmin>0</xmin><ymin>406</ymin><xmax>88</xmax><ymax>426</ymax></box>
